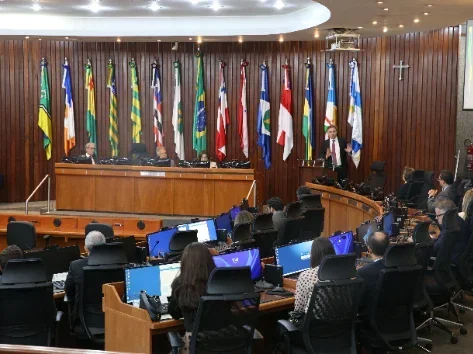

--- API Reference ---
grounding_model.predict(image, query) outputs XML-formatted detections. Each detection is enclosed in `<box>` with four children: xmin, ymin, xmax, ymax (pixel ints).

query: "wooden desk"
<box><xmin>0</xmin><ymin>344</ymin><xmax>127</xmax><ymax>354</ymax></box>
<box><xmin>103</xmin><ymin>281</ymin><xmax>295</xmax><ymax>354</ymax></box>
<box><xmin>305</xmin><ymin>183</ymin><xmax>383</xmax><ymax>236</ymax></box>
<box><xmin>55</xmin><ymin>164</ymin><xmax>255</xmax><ymax>217</ymax></box>
<box><xmin>298</xmin><ymin>166</ymin><xmax>337</xmax><ymax>186</ymax></box>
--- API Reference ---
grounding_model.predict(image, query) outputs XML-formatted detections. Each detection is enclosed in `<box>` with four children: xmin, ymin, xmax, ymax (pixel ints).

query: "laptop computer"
<box><xmin>274</xmin><ymin>240</ymin><xmax>312</xmax><ymax>279</ymax></box>
<box><xmin>213</xmin><ymin>248</ymin><xmax>262</xmax><ymax>281</ymax></box>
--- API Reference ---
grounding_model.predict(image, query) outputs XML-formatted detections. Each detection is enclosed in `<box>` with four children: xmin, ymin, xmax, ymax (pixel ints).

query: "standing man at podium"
<box><xmin>321</xmin><ymin>125</ymin><xmax>351</xmax><ymax>180</ymax></box>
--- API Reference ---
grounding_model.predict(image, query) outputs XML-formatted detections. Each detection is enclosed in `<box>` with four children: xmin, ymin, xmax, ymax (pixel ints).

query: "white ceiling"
<box><xmin>0</xmin><ymin>0</ymin><xmax>470</xmax><ymax>41</ymax></box>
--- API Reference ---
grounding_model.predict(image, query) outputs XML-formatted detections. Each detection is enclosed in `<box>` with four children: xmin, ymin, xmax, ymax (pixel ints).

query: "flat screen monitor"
<box><xmin>213</xmin><ymin>248</ymin><xmax>262</xmax><ymax>280</ymax></box>
<box><xmin>275</xmin><ymin>240</ymin><xmax>312</xmax><ymax>276</ymax></box>
<box><xmin>214</xmin><ymin>213</ymin><xmax>233</xmax><ymax>232</ymax></box>
<box><xmin>147</xmin><ymin>228</ymin><xmax>178</xmax><ymax>257</ymax></box>
<box><xmin>229</xmin><ymin>206</ymin><xmax>241</xmax><ymax>221</ymax></box>
<box><xmin>177</xmin><ymin>219</ymin><xmax>217</xmax><ymax>242</ymax></box>
<box><xmin>357</xmin><ymin>221</ymin><xmax>378</xmax><ymax>244</ymax></box>
<box><xmin>158</xmin><ymin>263</ymin><xmax>181</xmax><ymax>304</ymax></box>
<box><xmin>382</xmin><ymin>213</ymin><xmax>399</xmax><ymax>237</ymax></box>
<box><xmin>329</xmin><ymin>231</ymin><xmax>354</xmax><ymax>255</ymax></box>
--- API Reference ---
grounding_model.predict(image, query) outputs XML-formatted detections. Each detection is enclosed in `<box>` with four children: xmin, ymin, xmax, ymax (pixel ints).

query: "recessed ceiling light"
<box><xmin>377</xmin><ymin>1</ymin><xmax>383</xmax><ymax>3</ymax></box>
<box><xmin>274</xmin><ymin>0</ymin><xmax>285</xmax><ymax>10</ymax></box>
<box><xmin>148</xmin><ymin>1</ymin><xmax>161</xmax><ymax>11</ymax></box>
<box><xmin>31</xmin><ymin>2</ymin><xmax>42</xmax><ymax>11</ymax></box>
<box><xmin>197</xmin><ymin>37</ymin><xmax>202</xmax><ymax>44</ymax></box>
<box><xmin>39</xmin><ymin>38</ymin><xmax>42</xmax><ymax>41</ymax></box>
<box><xmin>383</xmin><ymin>27</ymin><xmax>388</xmax><ymax>32</ymax></box>
<box><xmin>209</xmin><ymin>1</ymin><xmax>222</xmax><ymax>11</ymax></box>
<box><xmin>25</xmin><ymin>36</ymin><xmax>30</xmax><ymax>39</ymax></box>
<box><xmin>427</xmin><ymin>4</ymin><xmax>432</xmax><ymax>7</ymax></box>
<box><xmin>65</xmin><ymin>36</ymin><xmax>69</xmax><ymax>39</ymax></box>
<box><xmin>238</xmin><ymin>37</ymin><xmax>243</xmax><ymax>43</ymax></box>
<box><xmin>279</xmin><ymin>36</ymin><xmax>284</xmax><ymax>42</ymax></box>
<box><xmin>314</xmin><ymin>33</ymin><xmax>320</xmax><ymax>38</ymax></box>
<box><xmin>358</xmin><ymin>26</ymin><xmax>363</xmax><ymax>29</ymax></box>
<box><xmin>372</xmin><ymin>21</ymin><xmax>378</xmax><ymax>25</ymax></box>
<box><xmin>189</xmin><ymin>37</ymin><xmax>192</xmax><ymax>40</ymax></box>
<box><xmin>157</xmin><ymin>39</ymin><xmax>161</xmax><ymax>42</ymax></box>
<box><xmin>89</xmin><ymin>0</ymin><xmax>102</xmax><ymax>13</ymax></box>
<box><xmin>424</xmin><ymin>12</ymin><xmax>429</xmax><ymax>15</ymax></box>
<box><xmin>116</xmin><ymin>38</ymin><xmax>121</xmax><ymax>42</ymax></box>
<box><xmin>399</xmin><ymin>24</ymin><xmax>404</xmax><ymax>28</ymax></box>
<box><xmin>384</xmin><ymin>8</ymin><xmax>389</xmax><ymax>11</ymax></box>
<box><xmin>414</xmin><ymin>18</ymin><xmax>420</xmax><ymax>23</ymax></box>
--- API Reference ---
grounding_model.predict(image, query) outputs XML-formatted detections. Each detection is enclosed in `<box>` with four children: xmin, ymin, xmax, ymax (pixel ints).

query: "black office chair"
<box><xmin>167</xmin><ymin>267</ymin><xmax>262</xmax><ymax>354</ymax></box>
<box><xmin>106</xmin><ymin>236</ymin><xmax>139</xmax><ymax>263</ymax></box>
<box><xmin>85</xmin><ymin>223</ymin><xmax>114</xmax><ymax>241</ymax></box>
<box><xmin>25</xmin><ymin>245</ymin><xmax>81</xmax><ymax>280</ymax></box>
<box><xmin>416</xmin><ymin>171</ymin><xmax>435</xmax><ymax>210</ymax></box>
<box><xmin>72</xmin><ymin>243</ymin><xmax>127</xmax><ymax>345</ymax></box>
<box><xmin>252</xmin><ymin>213</ymin><xmax>274</xmax><ymax>231</ymax></box>
<box><xmin>252</xmin><ymin>229</ymin><xmax>278</xmax><ymax>258</ymax></box>
<box><xmin>166</xmin><ymin>230</ymin><xmax>198</xmax><ymax>259</ymax></box>
<box><xmin>412</xmin><ymin>221</ymin><xmax>431</xmax><ymax>243</ymax></box>
<box><xmin>232</xmin><ymin>223</ymin><xmax>253</xmax><ymax>243</ymax></box>
<box><xmin>276</xmin><ymin>217</ymin><xmax>304</xmax><ymax>246</ymax></box>
<box><xmin>7</xmin><ymin>221</ymin><xmax>36</xmax><ymax>250</ymax></box>
<box><xmin>368</xmin><ymin>161</ymin><xmax>386</xmax><ymax>191</ymax></box>
<box><xmin>285</xmin><ymin>201</ymin><xmax>303</xmax><ymax>218</ymax></box>
<box><xmin>402</xmin><ymin>181</ymin><xmax>425</xmax><ymax>209</ymax></box>
<box><xmin>277</xmin><ymin>254</ymin><xmax>363</xmax><ymax>354</ymax></box>
<box><xmin>130</xmin><ymin>142</ymin><xmax>149</xmax><ymax>160</ymax></box>
<box><xmin>358</xmin><ymin>243</ymin><xmax>424</xmax><ymax>352</ymax></box>
<box><xmin>0</xmin><ymin>259</ymin><xmax>58</xmax><ymax>346</ymax></box>
<box><xmin>300</xmin><ymin>208</ymin><xmax>325</xmax><ymax>240</ymax></box>
<box><xmin>299</xmin><ymin>194</ymin><xmax>322</xmax><ymax>210</ymax></box>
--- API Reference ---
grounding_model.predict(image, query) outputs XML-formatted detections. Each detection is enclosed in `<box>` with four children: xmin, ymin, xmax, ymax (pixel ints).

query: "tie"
<box><xmin>331</xmin><ymin>140</ymin><xmax>337</xmax><ymax>166</ymax></box>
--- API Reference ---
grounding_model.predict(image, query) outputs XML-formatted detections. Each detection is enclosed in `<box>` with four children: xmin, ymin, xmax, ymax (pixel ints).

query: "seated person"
<box><xmin>397</xmin><ymin>166</ymin><xmax>414</xmax><ymax>200</ymax></box>
<box><xmin>459</xmin><ymin>188</ymin><xmax>473</xmax><ymax>219</ymax></box>
<box><xmin>294</xmin><ymin>237</ymin><xmax>335</xmax><ymax>314</ymax></box>
<box><xmin>234</xmin><ymin>210</ymin><xmax>254</xmax><ymax>227</ymax></box>
<box><xmin>431</xmin><ymin>199</ymin><xmax>470</xmax><ymax>265</ymax></box>
<box><xmin>169</xmin><ymin>243</ymin><xmax>216</xmax><ymax>353</ymax></box>
<box><xmin>357</xmin><ymin>231</ymin><xmax>390</xmax><ymax>316</ymax></box>
<box><xmin>156</xmin><ymin>146</ymin><xmax>176</xmax><ymax>167</ymax></box>
<box><xmin>296</xmin><ymin>186</ymin><xmax>311</xmax><ymax>200</ymax></box>
<box><xmin>64</xmin><ymin>231</ymin><xmax>106</xmax><ymax>327</ymax></box>
<box><xmin>268</xmin><ymin>197</ymin><xmax>284</xmax><ymax>231</ymax></box>
<box><xmin>427</xmin><ymin>170</ymin><xmax>456</xmax><ymax>212</ymax></box>
<box><xmin>199</xmin><ymin>150</ymin><xmax>217</xmax><ymax>168</ymax></box>
<box><xmin>82</xmin><ymin>142</ymin><xmax>96</xmax><ymax>164</ymax></box>
<box><xmin>0</xmin><ymin>245</ymin><xmax>23</xmax><ymax>276</ymax></box>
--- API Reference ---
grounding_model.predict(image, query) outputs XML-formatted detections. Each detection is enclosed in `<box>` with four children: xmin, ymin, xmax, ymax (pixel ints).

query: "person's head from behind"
<box><xmin>367</xmin><ymin>231</ymin><xmax>389</xmax><ymax>259</ymax></box>
<box><xmin>84</xmin><ymin>231</ymin><xmax>106</xmax><ymax>254</ymax></box>
<box><xmin>402</xmin><ymin>166</ymin><xmax>415</xmax><ymax>183</ymax></box>
<box><xmin>234</xmin><ymin>210</ymin><xmax>254</xmax><ymax>227</ymax></box>
<box><xmin>434</xmin><ymin>199</ymin><xmax>456</xmax><ymax>226</ymax></box>
<box><xmin>268</xmin><ymin>197</ymin><xmax>284</xmax><ymax>213</ymax></box>
<box><xmin>310</xmin><ymin>237</ymin><xmax>335</xmax><ymax>268</ymax></box>
<box><xmin>438</xmin><ymin>170</ymin><xmax>454</xmax><ymax>188</ymax></box>
<box><xmin>199</xmin><ymin>151</ymin><xmax>210</xmax><ymax>162</ymax></box>
<box><xmin>326</xmin><ymin>125</ymin><xmax>338</xmax><ymax>140</ymax></box>
<box><xmin>85</xmin><ymin>142</ymin><xmax>95</xmax><ymax>156</ymax></box>
<box><xmin>176</xmin><ymin>242</ymin><xmax>216</xmax><ymax>309</ymax></box>
<box><xmin>462</xmin><ymin>189</ymin><xmax>473</xmax><ymax>216</ymax></box>
<box><xmin>296</xmin><ymin>186</ymin><xmax>311</xmax><ymax>200</ymax></box>
<box><xmin>0</xmin><ymin>245</ymin><xmax>23</xmax><ymax>272</ymax></box>
<box><xmin>156</xmin><ymin>146</ymin><xmax>168</xmax><ymax>159</ymax></box>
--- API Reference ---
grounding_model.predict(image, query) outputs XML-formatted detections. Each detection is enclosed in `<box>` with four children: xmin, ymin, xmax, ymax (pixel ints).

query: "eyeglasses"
<box><xmin>436</xmin><ymin>213</ymin><xmax>445</xmax><ymax>219</ymax></box>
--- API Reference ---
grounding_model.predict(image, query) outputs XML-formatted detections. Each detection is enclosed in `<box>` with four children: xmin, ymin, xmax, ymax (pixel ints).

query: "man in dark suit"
<box><xmin>83</xmin><ymin>142</ymin><xmax>97</xmax><ymax>165</ymax></box>
<box><xmin>321</xmin><ymin>125</ymin><xmax>352</xmax><ymax>181</ymax></box>
<box><xmin>64</xmin><ymin>231</ymin><xmax>106</xmax><ymax>326</ymax></box>
<box><xmin>357</xmin><ymin>231</ymin><xmax>390</xmax><ymax>317</ymax></box>
<box><xmin>427</xmin><ymin>170</ymin><xmax>456</xmax><ymax>212</ymax></box>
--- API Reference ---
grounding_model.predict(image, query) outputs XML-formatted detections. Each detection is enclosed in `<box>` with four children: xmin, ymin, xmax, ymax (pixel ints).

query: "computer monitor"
<box><xmin>382</xmin><ymin>213</ymin><xmax>399</xmax><ymax>237</ymax></box>
<box><xmin>158</xmin><ymin>262</ymin><xmax>181</xmax><ymax>304</ymax></box>
<box><xmin>214</xmin><ymin>213</ymin><xmax>233</xmax><ymax>232</ymax></box>
<box><xmin>213</xmin><ymin>248</ymin><xmax>262</xmax><ymax>280</ymax></box>
<box><xmin>147</xmin><ymin>228</ymin><xmax>178</xmax><ymax>257</ymax></box>
<box><xmin>177</xmin><ymin>219</ymin><xmax>217</xmax><ymax>243</ymax></box>
<box><xmin>329</xmin><ymin>231</ymin><xmax>354</xmax><ymax>255</ymax></box>
<box><xmin>125</xmin><ymin>266</ymin><xmax>160</xmax><ymax>305</ymax></box>
<box><xmin>229</xmin><ymin>206</ymin><xmax>241</xmax><ymax>221</ymax></box>
<box><xmin>356</xmin><ymin>221</ymin><xmax>379</xmax><ymax>244</ymax></box>
<box><xmin>275</xmin><ymin>240</ymin><xmax>312</xmax><ymax>277</ymax></box>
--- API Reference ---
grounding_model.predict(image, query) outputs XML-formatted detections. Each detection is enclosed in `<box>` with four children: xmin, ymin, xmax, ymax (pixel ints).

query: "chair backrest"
<box><xmin>300</xmin><ymin>208</ymin><xmax>325</xmax><ymax>239</ymax></box>
<box><xmin>404</xmin><ymin>181</ymin><xmax>424</xmax><ymax>206</ymax></box>
<box><xmin>416</xmin><ymin>171</ymin><xmax>435</xmax><ymax>209</ymax></box>
<box><xmin>232</xmin><ymin>223</ymin><xmax>252</xmax><ymax>243</ymax></box>
<box><xmin>1</xmin><ymin>259</ymin><xmax>47</xmax><ymax>285</ymax></box>
<box><xmin>24</xmin><ymin>246</ymin><xmax>81</xmax><ymax>280</ymax></box>
<box><xmin>106</xmin><ymin>236</ymin><xmax>137</xmax><ymax>263</ymax></box>
<box><xmin>6</xmin><ymin>221</ymin><xmax>36</xmax><ymax>250</ymax></box>
<box><xmin>411</xmin><ymin>170</ymin><xmax>425</xmax><ymax>181</ymax></box>
<box><xmin>412</xmin><ymin>222</ymin><xmax>431</xmax><ymax>243</ymax></box>
<box><xmin>299</xmin><ymin>194</ymin><xmax>323</xmax><ymax>210</ymax></box>
<box><xmin>276</xmin><ymin>216</ymin><xmax>304</xmax><ymax>246</ymax></box>
<box><xmin>252</xmin><ymin>230</ymin><xmax>278</xmax><ymax>258</ymax></box>
<box><xmin>252</xmin><ymin>213</ymin><xmax>274</xmax><ymax>231</ymax></box>
<box><xmin>368</xmin><ymin>161</ymin><xmax>386</xmax><ymax>191</ymax></box>
<box><xmin>189</xmin><ymin>267</ymin><xmax>260</xmax><ymax>354</ymax></box>
<box><xmin>87</xmin><ymin>243</ymin><xmax>127</xmax><ymax>266</ymax></box>
<box><xmin>285</xmin><ymin>201</ymin><xmax>303</xmax><ymax>218</ymax></box>
<box><xmin>85</xmin><ymin>223</ymin><xmax>114</xmax><ymax>240</ymax></box>
<box><xmin>301</xmin><ymin>254</ymin><xmax>363</xmax><ymax>354</ymax></box>
<box><xmin>168</xmin><ymin>230</ymin><xmax>198</xmax><ymax>255</ymax></box>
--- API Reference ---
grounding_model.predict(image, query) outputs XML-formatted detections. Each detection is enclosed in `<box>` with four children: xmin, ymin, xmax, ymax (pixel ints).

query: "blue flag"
<box><xmin>257</xmin><ymin>63</ymin><xmax>271</xmax><ymax>169</ymax></box>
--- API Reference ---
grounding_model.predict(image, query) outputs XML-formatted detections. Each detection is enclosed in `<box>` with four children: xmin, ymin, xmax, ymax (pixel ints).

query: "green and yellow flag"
<box><xmin>38</xmin><ymin>58</ymin><xmax>53</xmax><ymax>160</ymax></box>
<box><xmin>85</xmin><ymin>59</ymin><xmax>97</xmax><ymax>146</ymax></box>
<box><xmin>129</xmin><ymin>58</ymin><xmax>142</xmax><ymax>143</ymax></box>
<box><xmin>192</xmin><ymin>51</ymin><xmax>207</xmax><ymax>155</ymax></box>
<box><xmin>107</xmin><ymin>60</ymin><xmax>119</xmax><ymax>156</ymax></box>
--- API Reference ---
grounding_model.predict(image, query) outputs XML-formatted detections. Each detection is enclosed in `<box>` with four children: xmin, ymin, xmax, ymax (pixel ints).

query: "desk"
<box><xmin>55</xmin><ymin>164</ymin><xmax>255</xmax><ymax>217</ymax></box>
<box><xmin>305</xmin><ymin>183</ymin><xmax>383</xmax><ymax>236</ymax></box>
<box><xmin>103</xmin><ymin>281</ymin><xmax>295</xmax><ymax>354</ymax></box>
<box><xmin>298</xmin><ymin>166</ymin><xmax>337</xmax><ymax>186</ymax></box>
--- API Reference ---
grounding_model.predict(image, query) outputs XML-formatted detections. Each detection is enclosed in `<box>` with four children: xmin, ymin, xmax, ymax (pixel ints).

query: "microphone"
<box><xmin>150</xmin><ymin>240</ymin><xmax>160</xmax><ymax>257</ymax></box>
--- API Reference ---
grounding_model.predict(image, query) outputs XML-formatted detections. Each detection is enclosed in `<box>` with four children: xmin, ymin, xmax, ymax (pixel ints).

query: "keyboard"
<box><xmin>53</xmin><ymin>280</ymin><xmax>65</xmax><ymax>292</ymax></box>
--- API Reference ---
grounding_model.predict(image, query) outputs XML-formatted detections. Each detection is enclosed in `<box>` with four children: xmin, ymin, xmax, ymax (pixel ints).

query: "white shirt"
<box><xmin>86</xmin><ymin>153</ymin><xmax>95</xmax><ymax>165</ymax></box>
<box><xmin>331</xmin><ymin>138</ymin><xmax>341</xmax><ymax>167</ymax></box>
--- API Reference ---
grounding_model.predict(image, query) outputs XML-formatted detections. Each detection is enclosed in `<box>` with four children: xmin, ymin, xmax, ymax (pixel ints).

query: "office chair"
<box><xmin>411</xmin><ymin>221</ymin><xmax>431</xmax><ymax>243</ymax></box>
<box><xmin>106</xmin><ymin>236</ymin><xmax>139</xmax><ymax>263</ymax></box>
<box><xmin>276</xmin><ymin>217</ymin><xmax>304</xmax><ymax>246</ymax></box>
<box><xmin>252</xmin><ymin>229</ymin><xmax>278</xmax><ymax>258</ymax></box>
<box><xmin>130</xmin><ymin>142</ymin><xmax>149</xmax><ymax>160</ymax></box>
<box><xmin>300</xmin><ymin>207</ymin><xmax>325</xmax><ymax>240</ymax></box>
<box><xmin>415</xmin><ymin>171</ymin><xmax>435</xmax><ymax>210</ymax></box>
<box><xmin>0</xmin><ymin>259</ymin><xmax>58</xmax><ymax>346</ymax></box>
<box><xmin>7</xmin><ymin>221</ymin><xmax>36</xmax><ymax>250</ymax></box>
<box><xmin>232</xmin><ymin>223</ymin><xmax>253</xmax><ymax>243</ymax></box>
<box><xmin>285</xmin><ymin>201</ymin><xmax>303</xmax><ymax>218</ymax></box>
<box><xmin>25</xmin><ymin>245</ymin><xmax>81</xmax><ymax>280</ymax></box>
<box><xmin>277</xmin><ymin>254</ymin><xmax>363</xmax><ymax>354</ymax></box>
<box><xmin>252</xmin><ymin>213</ymin><xmax>274</xmax><ymax>231</ymax></box>
<box><xmin>299</xmin><ymin>193</ymin><xmax>322</xmax><ymax>210</ymax></box>
<box><xmin>70</xmin><ymin>243</ymin><xmax>127</xmax><ymax>345</ymax></box>
<box><xmin>85</xmin><ymin>223</ymin><xmax>114</xmax><ymax>241</ymax></box>
<box><xmin>166</xmin><ymin>230</ymin><xmax>198</xmax><ymax>259</ymax></box>
<box><xmin>402</xmin><ymin>181</ymin><xmax>425</xmax><ymax>208</ymax></box>
<box><xmin>167</xmin><ymin>267</ymin><xmax>263</xmax><ymax>354</ymax></box>
<box><xmin>367</xmin><ymin>161</ymin><xmax>386</xmax><ymax>191</ymax></box>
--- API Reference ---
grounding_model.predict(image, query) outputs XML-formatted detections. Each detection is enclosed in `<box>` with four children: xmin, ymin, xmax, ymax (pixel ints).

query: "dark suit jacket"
<box><xmin>357</xmin><ymin>259</ymin><xmax>386</xmax><ymax>315</ymax></box>
<box><xmin>433</xmin><ymin>215</ymin><xmax>470</xmax><ymax>265</ymax></box>
<box><xmin>65</xmin><ymin>257</ymin><xmax>88</xmax><ymax>325</ymax></box>
<box><xmin>397</xmin><ymin>182</ymin><xmax>411</xmax><ymax>200</ymax></box>
<box><xmin>321</xmin><ymin>137</ymin><xmax>349</xmax><ymax>170</ymax></box>
<box><xmin>427</xmin><ymin>184</ymin><xmax>456</xmax><ymax>211</ymax></box>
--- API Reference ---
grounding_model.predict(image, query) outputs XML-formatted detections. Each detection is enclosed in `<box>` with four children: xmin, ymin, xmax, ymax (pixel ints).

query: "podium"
<box><xmin>298</xmin><ymin>159</ymin><xmax>338</xmax><ymax>186</ymax></box>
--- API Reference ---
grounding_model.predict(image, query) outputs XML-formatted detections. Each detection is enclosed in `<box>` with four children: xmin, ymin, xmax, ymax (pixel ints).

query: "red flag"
<box><xmin>238</xmin><ymin>60</ymin><xmax>249</xmax><ymax>158</ymax></box>
<box><xmin>277</xmin><ymin>63</ymin><xmax>293</xmax><ymax>160</ymax></box>
<box><xmin>216</xmin><ymin>61</ymin><xmax>230</xmax><ymax>161</ymax></box>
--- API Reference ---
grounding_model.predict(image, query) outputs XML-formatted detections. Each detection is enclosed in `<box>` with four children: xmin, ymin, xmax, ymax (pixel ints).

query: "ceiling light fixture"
<box><xmin>157</xmin><ymin>39</ymin><xmax>161</xmax><ymax>42</ymax></box>
<box><xmin>238</xmin><ymin>37</ymin><xmax>243</xmax><ymax>43</ymax></box>
<box><xmin>65</xmin><ymin>36</ymin><xmax>69</xmax><ymax>39</ymax></box>
<box><xmin>148</xmin><ymin>1</ymin><xmax>160</xmax><ymax>11</ymax></box>
<box><xmin>358</xmin><ymin>26</ymin><xmax>363</xmax><ymax>29</ymax></box>
<box><xmin>377</xmin><ymin>1</ymin><xmax>383</xmax><ymax>3</ymax></box>
<box><xmin>39</xmin><ymin>38</ymin><xmax>42</xmax><ymax>41</ymax></box>
<box><xmin>89</xmin><ymin>0</ymin><xmax>102</xmax><ymax>13</ymax></box>
<box><xmin>423</xmin><ymin>12</ymin><xmax>429</xmax><ymax>15</ymax></box>
<box><xmin>25</xmin><ymin>36</ymin><xmax>30</xmax><ymax>39</ymax></box>
<box><xmin>314</xmin><ymin>32</ymin><xmax>320</xmax><ymax>38</ymax></box>
<box><xmin>116</xmin><ymin>38</ymin><xmax>121</xmax><ymax>42</ymax></box>
<box><xmin>427</xmin><ymin>4</ymin><xmax>432</xmax><ymax>7</ymax></box>
<box><xmin>31</xmin><ymin>2</ymin><xmax>42</xmax><ymax>11</ymax></box>
<box><xmin>274</xmin><ymin>0</ymin><xmax>285</xmax><ymax>10</ymax></box>
<box><xmin>197</xmin><ymin>37</ymin><xmax>203</xmax><ymax>44</ymax></box>
<box><xmin>189</xmin><ymin>37</ymin><xmax>193</xmax><ymax>40</ymax></box>
<box><xmin>414</xmin><ymin>18</ymin><xmax>420</xmax><ymax>23</ymax></box>
<box><xmin>372</xmin><ymin>21</ymin><xmax>378</xmax><ymax>25</ymax></box>
<box><xmin>383</xmin><ymin>7</ymin><xmax>388</xmax><ymax>11</ymax></box>
<box><xmin>279</xmin><ymin>36</ymin><xmax>284</xmax><ymax>42</ymax></box>
<box><xmin>210</xmin><ymin>1</ymin><xmax>222</xmax><ymax>11</ymax></box>
<box><xmin>399</xmin><ymin>24</ymin><xmax>404</xmax><ymax>28</ymax></box>
<box><xmin>383</xmin><ymin>27</ymin><xmax>388</xmax><ymax>32</ymax></box>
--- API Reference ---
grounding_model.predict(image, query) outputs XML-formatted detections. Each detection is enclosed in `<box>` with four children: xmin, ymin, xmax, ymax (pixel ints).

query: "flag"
<box><xmin>257</xmin><ymin>62</ymin><xmax>271</xmax><ymax>169</ymax></box>
<box><xmin>172</xmin><ymin>61</ymin><xmax>185</xmax><ymax>160</ymax></box>
<box><xmin>238</xmin><ymin>60</ymin><xmax>249</xmax><ymax>158</ymax></box>
<box><xmin>216</xmin><ymin>61</ymin><xmax>230</xmax><ymax>161</ymax></box>
<box><xmin>302</xmin><ymin>61</ymin><xmax>314</xmax><ymax>160</ymax></box>
<box><xmin>85</xmin><ymin>60</ymin><xmax>97</xmax><ymax>146</ymax></box>
<box><xmin>324</xmin><ymin>61</ymin><xmax>337</xmax><ymax>138</ymax></box>
<box><xmin>277</xmin><ymin>63</ymin><xmax>293</xmax><ymax>161</ymax></box>
<box><xmin>193</xmin><ymin>51</ymin><xmax>207</xmax><ymax>155</ymax></box>
<box><xmin>38</xmin><ymin>59</ymin><xmax>52</xmax><ymax>160</ymax></box>
<box><xmin>152</xmin><ymin>62</ymin><xmax>163</xmax><ymax>147</ymax></box>
<box><xmin>107</xmin><ymin>60</ymin><xmax>119</xmax><ymax>156</ymax></box>
<box><xmin>129</xmin><ymin>59</ymin><xmax>142</xmax><ymax>143</ymax></box>
<box><xmin>348</xmin><ymin>59</ymin><xmax>363</xmax><ymax>168</ymax></box>
<box><xmin>62</xmin><ymin>58</ymin><xmax>75</xmax><ymax>156</ymax></box>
